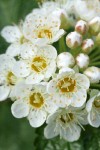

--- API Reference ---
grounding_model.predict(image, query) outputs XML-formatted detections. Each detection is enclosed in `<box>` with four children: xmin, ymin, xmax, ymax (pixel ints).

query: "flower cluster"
<box><xmin>0</xmin><ymin>0</ymin><xmax>100</xmax><ymax>142</ymax></box>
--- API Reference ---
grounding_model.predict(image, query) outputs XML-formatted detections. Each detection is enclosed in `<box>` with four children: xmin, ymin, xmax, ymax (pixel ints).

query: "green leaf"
<box><xmin>0</xmin><ymin>101</ymin><xmax>37</xmax><ymax>150</ymax></box>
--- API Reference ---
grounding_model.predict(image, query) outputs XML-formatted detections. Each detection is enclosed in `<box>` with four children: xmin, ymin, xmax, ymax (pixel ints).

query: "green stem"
<box><xmin>58</xmin><ymin>36</ymin><xmax>67</xmax><ymax>54</ymax></box>
<box><xmin>90</xmin><ymin>55</ymin><xmax>100</xmax><ymax>63</ymax></box>
<box><xmin>70</xmin><ymin>47</ymin><xmax>81</xmax><ymax>57</ymax></box>
<box><xmin>89</xmin><ymin>62</ymin><xmax>100</xmax><ymax>66</ymax></box>
<box><xmin>90</xmin><ymin>83</ymin><xmax>100</xmax><ymax>89</ymax></box>
<box><xmin>89</xmin><ymin>48</ymin><xmax>100</xmax><ymax>59</ymax></box>
<box><xmin>67</xmin><ymin>142</ymin><xmax>70</xmax><ymax>150</ymax></box>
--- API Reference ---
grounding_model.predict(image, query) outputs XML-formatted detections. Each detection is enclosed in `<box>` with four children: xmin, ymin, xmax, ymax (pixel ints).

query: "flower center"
<box><xmin>60</xmin><ymin>113</ymin><xmax>74</xmax><ymax>123</ymax></box>
<box><xmin>57</xmin><ymin>77</ymin><xmax>76</xmax><ymax>93</ymax></box>
<box><xmin>94</xmin><ymin>99</ymin><xmax>100</xmax><ymax>108</ymax></box>
<box><xmin>20</xmin><ymin>36</ymin><xmax>29</xmax><ymax>44</ymax></box>
<box><xmin>31</xmin><ymin>56</ymin><xmax>47</xmax><ymax>73</ymax></box>
<box><xmin>38</xmin><ymin>28</ymin><xmax>52</xmax><ymax>39</ymax></box>
<box><xmin>29</xmin><ymin>92</ymin><xmax>44</xmax><ymax>108</ymax></box>
<box><xmin>7</xmin><ymin>72</ymin><xmax>17</xmax><ymax>85</ymax></box>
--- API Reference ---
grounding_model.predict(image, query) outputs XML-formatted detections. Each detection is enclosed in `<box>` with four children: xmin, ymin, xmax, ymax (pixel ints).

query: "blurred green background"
<box><xmin>0</xmin><ymin>0</ymin><xmax>100</xmax><ymax>150</ymax></box>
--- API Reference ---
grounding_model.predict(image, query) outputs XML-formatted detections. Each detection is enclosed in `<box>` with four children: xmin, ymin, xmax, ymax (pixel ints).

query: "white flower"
<box><xmin>13</xmin><ymin>44</ymin><xmax>57</xmax><ymax>84</ymax></box>
<box><xmin>55</xmin><ymin>0</ymin><xmax>79</xmax><ymax>27</ymax></box>
<box><xmin>39</xmin><ymin>1</ymin><xmax>61</xmax><ymax>14</ymax></box>
<box><xmin>47</xmin><ymin>69</ymin><xmax>90</xmax><ymax>108</ymax></box>
<box><xmin>75</xmin><ymin>20</ymin><xmax>89</xmax><ymax>35</ymax></box>
<box><xmin>86</xmin><ymin>91</ymin><xmax>100</xmax><ymax>127</ymax></box>
<box><xmin>76</xmin><ymin>53</ymin><xmax>89</xmax><ymax>69</ymax></box>
<box><xmin>89</xmin><ymin>17</ymin><xmax>100</xmax><ymax>35</ymax></box>
<box><xmin>11</xmin><ymin>81</ymin><xmax>58</xmax><ymax>128</ymax></box>
<box><xmin>40</xmin><ymin>1</ymin><xmax>74</xmax><ymax>29</ymax></box>
<box><xmin>1</xmin><ymin>24</ymin><xmax>29</xmax><ymax>57</ymax></box>
<box><xmin>63</xmin><ymin>0</ymin><xmax>78</xmax><ymax>26</ymax></box>
<box><xmin>0</xmin><ymin>54</ymin><xmax>20</xmax><ymax>101</ymax></box>
<box><xmin>1</xmin><ymin>25</ymin><xmax>22</xmax><ymax>43</ymax></box>
<box><xmin>66</xmin><ymin>31</ymin><xmax>82</xmax><ymax>49</ymax></box>
<box><xmin>44</xmin><ymin>107</ymin><xmax>88</xmax><ymax>142</ymax></box>
<box><xmin>82</xmin><ymin>39</ymin><xmax>94</xmax><ymax>53</ymax></box>
<box><xmin>74</xmin><ymin>0</ymin><xmax>100</xmax><ymax>21</ymax></box>
<box><xmin>84</xmin><ymin>67</ymin><xmax>100</xmax><ymax>83</ymax></box>
<box><xmin>57</xmin><ymin>52</ymin><xmax>75</xmax><ymax>69</ymax></box>
<box><xmin>23</xmin><ymin>11</ymin><xmax>65</xmax><ymax>45</ymax></box>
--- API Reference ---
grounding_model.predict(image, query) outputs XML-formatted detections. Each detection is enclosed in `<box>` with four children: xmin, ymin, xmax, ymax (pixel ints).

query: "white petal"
<box><xmin>76</xmin><ymin>73</ymin><xmax>90</xmax><ymax>90</ymax></box>
<box><xmin>1</xmin><ymin>26</ymin><xmax>21</xmax><ymax>43</ymax></box>
<box><xmin>0</xmin><ymin>86</ymin><xmax>10</xmax><ymax>101</ymax></box>
<box><xmin>6</xmin><ymin>43</ymin><xmax>21</xmax><ymax>57</ymax></box>
<box><xmin>86</xmin><ymin>97</ymin><xmax>94</xmax><ymax>112</ymax></box>
<box><xmin>26</xmin><ymin>73</ymin><xmax>44</xmax><ymax>84</ymax></box>
<box><xmin>45</xmin><ymin>61</ymin><xmax>56</xmax><ymax>78</ymax></box>
<box><xmin>59</xmin><ymin>67</ymin><xmax>74</xmax><ymax>74</ymax></box>
<box><xmin>44</xmin><ymin>122</ymin><xmax>58</xmax><ymax>139</ymax></box>
<box><xmin>13</xmin><ymin>61</ymin><xmax>30</xmax><ymax>77</ymax></box>
<box><xmin>38</xmin><ymin>45</ymin><xmax>57</xmax><ymax>59</ymax></box>
<box><xmin>28</xmin><ymin>110</ymin><xmax>47</xmax><ymax>127</ymax></box>
<box><xmin>52</xmin><ymin>29</ymin><xmax>65</xmax><ymax>43</ymax></box>
<box><xmin>61</xmin><ymin>124</ymin><xmax>81</xmax><ymax>142</ymax></box>
<box><xmin>0</xmin><ymin>54</ymin><xmax>16</xmax><ymax>71</ymax></box>
<box><xmin>47</xmin><ymin>80</ymin><xmax>57</xmax><ymax>95</ymax></box>
<box><xmin>46</xmin><ymin>111</ymin><xmax>59</xmax><ymax>124</ymax></box>
<box><xmin>0</xmin><ymin>73</ymin><xmax>6</xmax><ymax>85</ymax></box>
<box><xmin>57</xmin><ymin>70</ymin><xmax>74</xmax><ymax>79</ymax></box>
<box><xmin>71</xmin><ymin>89</ymin><xmax>87</xmax><ymax>107</ymax></box>
<box><xmin>45</xmin><ymin>99</ymin><xmax>58</xmax><ymax>114</ymax></box>
<box><xmin>33</xmin><ymin>38</ymin><xmax>49</xmax><ymax>46</ymax></box>
<box><xmin>88</xmin><ymin>110</ymin><xmax>100</xmax><ymax>127</ymax></box>
<box><xmin>20</xmin><ymin>42</ymin><xmax>35</xmax><ymax>59</ymax></box>
<box><xmin>12</xmin><ymin>80</ymin><xmax>32</xmax><ymax>99</ymax></box>
<box><xmin>11</xmin><ymin>100</ymin><xmax>29</xmax><ymax>118</ymax></box>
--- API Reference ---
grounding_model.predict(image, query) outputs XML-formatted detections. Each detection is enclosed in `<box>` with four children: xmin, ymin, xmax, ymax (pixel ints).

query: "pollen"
<box><xmin>57</xmin><ymin>77</ymin><xmax>76</xmax><ymax>93</ymax></box>
<box><xmin>94</xmin><ymin>99</ymin><xmax>100</xmax><ymax>108</ymax></box>
<box><xmin>38</xmin><ymin>28</ymin><xmax>52</xmax><ymax>39</ymax></box>
<box><xmin>60</xmin><ymin>113</ymin><xmax>74</xmax><ymax>123</ymax></box>
<box><xmin>20</xmin><ymin>36</ymin><xmax>28</xmax><ymax>44</ymax></box>
<box><xmin>31</xmin><ymin>56</ymin><xmax>47</xmax><ymax>73</ymax></box>
<box><xmin>7</xmin><ymin>72</ymin><xmax>16</xmax><ymax>85</ymax></box>
<box><xmin>29</xmin><ymin>92</ymin><xmax>44</xmax><ymax>108</ymax></box>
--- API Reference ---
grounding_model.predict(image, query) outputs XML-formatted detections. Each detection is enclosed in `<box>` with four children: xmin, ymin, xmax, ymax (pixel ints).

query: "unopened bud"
<box><xmin>66</xmin><ymin>31</ymin><xmax>82</xmax><ymax>49</ymax></box>
<box><xmin>89</xmin><ymin>17</ymin><xmax>100</xmax><ymax>35</ymax></box>
<box><xmin>84</xmin><ymin>67</ymin><xmax>100</xmax><ymax>83</ymax></box>
<box><xmin>57</xmin><ymin>52</ymin><xmax>75</xmax><ymax>69</ymax></box>
<box><xmin>82</xmin><ymin>39</ymin><xmax>94</xmax><ymax>53</ymax></box>
<box><xmin>76</xmin><ymin>53</ymin><xmax>89</xmax><ymax>69</ymax></box>
<box><xmin>75</xmin><ymin>20</ymin><xmax>89</xmax><ymax>35</ymax></box>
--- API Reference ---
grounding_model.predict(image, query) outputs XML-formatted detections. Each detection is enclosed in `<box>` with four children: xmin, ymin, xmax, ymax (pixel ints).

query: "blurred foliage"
<box><xmin>0</xmin><ymin>0</ymin><xmax>100</xmax><ymax>150</ymax></box>
<box><xmin>0</xmin><ymin>101</ymin><xmax>100</xmax><ymax>150</ymax></box>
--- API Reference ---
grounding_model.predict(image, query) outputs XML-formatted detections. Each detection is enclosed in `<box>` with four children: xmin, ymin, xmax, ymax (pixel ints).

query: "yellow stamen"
<box><xmin>31</xmin><ymin>56</ymin><xmax>47</xmax><ymax>73</ymax></box>
<box><xmin>29</xmin><ymin>92</ymin><xmax>44</xmax><ymax>108</ymax></box>
<box><xmin>57</xmin><ymin>77</ymin><xmax>76</xmax><ymax>93</ymax></box>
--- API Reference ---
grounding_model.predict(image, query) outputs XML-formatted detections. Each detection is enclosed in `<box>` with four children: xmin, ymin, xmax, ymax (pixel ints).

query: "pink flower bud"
<box><xmin>75</xmin><ymin>20</ymin><xmax>89</xmax><ymax>35</ymax></box>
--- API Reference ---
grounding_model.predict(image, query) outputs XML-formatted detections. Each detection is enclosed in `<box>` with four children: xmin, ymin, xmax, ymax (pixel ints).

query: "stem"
<box><xmin>58</xmin><ymin>36</ymin><xmax>67</xmax><ymax>54</ymax></box>
<box><xmin>67</xmin><ymin>142</ymin><xmax>70</xmax><ymax>150</ymax></box>
<box><xmin>90</xmin><ymin>84</ymin><xmax>100</xmax><ymax>89</ymax></box>
<box><xmin>89</xmin><ymin>48</ymin><xmax>100</xmax><ymax>59</ymax></box>
<box><xmin>89</xmin><ymin>62</ymin><xmax>100</xmax><ymax>67</ymax></box>
<box><xmin>70</xmin><ymin>47</ymin><xmax>81</xmax><ymax>57</ymax></box>
<box><xmin>90</xmin><ymin>55</ymin><xmax>100</xmax><ymax>63</ymax></box>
